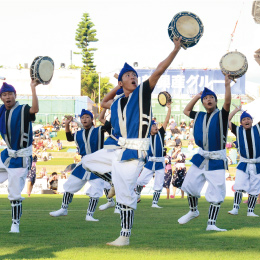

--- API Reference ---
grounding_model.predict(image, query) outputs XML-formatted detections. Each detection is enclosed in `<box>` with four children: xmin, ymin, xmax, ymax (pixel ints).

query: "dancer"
<box><xmin>0</xmin><ymin>80</ymin><xmax>39</xmax><ymax>233</ymax></box>
<box><xmin>81</xmin><ymin>37</ymin><xmax>182</xmax><ymax>246</ymax></box>
<box><xmin>136</xmin><ymin>103</ymin><xmax>172</xmax><ymax>208</ymax></box>
<box><xmin>228</xmin><ymin>106</ymin><xmax>260</xmax><ymax>217</ymax></box>
<box><xmin>49</xmin><ymin>108</ymin><xmax>111</xmax><ymax>221</ymax></box>
<box><xmin>178</xmin><ymin>75</ymin><xmax>231</xmax><ymax>232</ymax></box>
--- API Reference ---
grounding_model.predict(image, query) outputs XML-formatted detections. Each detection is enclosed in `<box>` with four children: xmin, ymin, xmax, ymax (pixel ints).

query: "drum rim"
<box><xmin>30</xmin><ymin>56</ymin><xmax>54</xmax><ymax>85</ymax></box>
<box><xmin>219</xmin><ymin>51</ymin><xmax>248</xmax><ymax>77</ymax></box>
<box><xmin>158</xmin><ymin>91</ymin><xmax>172</xmax><ymax>107</ymax></box>
<box><xmin>168</xmin><ymin>11</ymin><xmax>204</xmax><ymax>42</ymax></box>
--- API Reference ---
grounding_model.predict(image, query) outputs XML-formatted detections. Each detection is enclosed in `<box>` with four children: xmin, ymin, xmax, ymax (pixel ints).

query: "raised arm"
<box><xmin>29</xmin><ymin>79</ymin><xmax>40</xmax><ymax>114</ymax></box>
<box><xmin>223</xmin><ymin>75</ymin><xmax>231</xmax><ymax>112</ymax></box>
<box><xmin>228</xmin><ymin>105</ymin><xmax>241</xmax><ymax>129</ymax></box>
<box><xmin>183</xmin><ymin>92</ymin><xmax>202</xmax><ymax>117</ymax></box>
<box><xmin>149</xmin><ymin>37</ymin><xmax>182</xmax><ymax>90</ymax></box>
<box><xmin>162</xmin><ymin>103</ymin><xmax>172</xmax><ymax>130</ymax></box>
<box><xmin>64</xmin><ymin>116</ymin><xmax>73</xmax><ymax>133</ymax></box>
<box><xmin>99</xmin><ymin>108</ymin><xmax>107</xmax><ymax>125</ymax></box>
<box><xmin>101</xmin><ymin>73</ymin><xmax>120</xmax><ymax>109</ymax></box>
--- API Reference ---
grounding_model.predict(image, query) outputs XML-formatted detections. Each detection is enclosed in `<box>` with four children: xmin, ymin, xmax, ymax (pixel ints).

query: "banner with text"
<box><xmin>137</xmin><ymin>69</ymin><xmax>245</xmax><ymax>95</ymax></box>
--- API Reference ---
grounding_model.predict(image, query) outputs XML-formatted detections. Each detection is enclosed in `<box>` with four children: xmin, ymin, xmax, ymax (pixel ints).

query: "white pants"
<box><xmin>234</xmin><ymin>165</ymin><xmax>260</xmax><ymax>195</ymax></box>
<box><xmin>81</xmin><ymin>149</ymin><xmax>145</xmax><ymax>209</ymax></box>
<box><xmin>0</xmin><ymin>158</ymin><xmax>28</xmax><ymax>201</ymax></box>
<box><xmin>136</xmin><ymin>167</ymin><xmax>165</xmax><ymax>191</ymax></box>
<box><xmin>181</xmin><ymin>164</ymin><xmax>226</xmax><ymax>204</ymax></box>
<box><xmin>63</xmin><ymin>174</ymin><xmax>104</xmax><ymax>198</ymax></box>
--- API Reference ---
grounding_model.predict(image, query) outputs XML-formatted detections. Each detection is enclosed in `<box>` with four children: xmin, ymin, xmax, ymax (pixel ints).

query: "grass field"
<box><xmin>0</xmin><ymin>195</ymin><xmax>260</xmax><ymax>260</ymax></box>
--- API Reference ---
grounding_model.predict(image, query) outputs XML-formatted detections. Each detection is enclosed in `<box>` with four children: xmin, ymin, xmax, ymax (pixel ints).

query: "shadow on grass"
<box><xmin>0</xmin><ymin>195</ymin><xmax>260</xmax><ymax>259</ymax></box>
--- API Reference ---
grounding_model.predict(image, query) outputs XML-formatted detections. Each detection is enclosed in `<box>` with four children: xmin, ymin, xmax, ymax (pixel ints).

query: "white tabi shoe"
<box><xmin>9</xmin><ymin>223</ymin><xmax>20</xmax><ymax>233</ymax></box>
<box><xmin>99</xmin><ymin>201</ymin><xmax>115</xmax><ymax>211</ymax></box>
<box><xmin>151</xmin><ymin>204</ymin><xmax>162</xmax><ymax>208</ymax></box>
<box><xmin>107</xmin><ymin>187</ymin><xmax>115</xmax><ymax>198</ymax></box>
<box><xmin>206</xmin><ymin>225</ymin><xmax>227</xmax><ymax>232</ymax></box>
<box><xmin>247</xmin><ymin>212</ymin><xmax>259</xmax><ymax>217</ymax></box>
<box><xmin>49</xmin><ymin>208</ymin><xmax>68</xmax><ymax>217</ymax></box>
<box><xmin>86</xmin><ymin>215</ymin><xmax>99</xmax><ymax>222</ymax></box>
<box><xmin>178</xmin><ymin>210</ymin><xmax>199</xmax><ymax>224</ymax></box>
<box><xmin>228</xmin><ymin>208</ymin><xmax>239</xmax><ymax>215</ymax></box>
<box><xmin>106</xmin><ymin>236</ymin><xmax>129</xmax><ymax>246</ymax></box>
<box><xmin>114</xmin><ymin>207</ymin><xmax>120</xmax><ymax>214</ymax></box>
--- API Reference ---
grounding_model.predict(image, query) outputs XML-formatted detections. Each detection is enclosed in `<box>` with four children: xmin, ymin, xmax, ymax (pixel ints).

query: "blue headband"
<box><xmin>0</xmin><ymin>82</ymin><xmax>16</xmax><ymax>95</ymax></box>
<box><xmin>240</xmin><ymin>111</ymin><xmax>252</xmax><ymax>122</ymax></box>
<box><xmin>80</xmin><ymin>109</ymin><xmax>93</xmax><ymax>119</ymax></box>
<box><xmin>151</xmin><ymin>120</ymin><xmax>157</xmax><ymax>126</ymax></box>
<box><xmin>118</xmin><ymin>63</ymin><xmax>138</xmax><ymax>82</ymax></box>
<box><xmin>201</xmin><ymin>87</ymin><xmax>217</xmax><ymax>102</ymax></box>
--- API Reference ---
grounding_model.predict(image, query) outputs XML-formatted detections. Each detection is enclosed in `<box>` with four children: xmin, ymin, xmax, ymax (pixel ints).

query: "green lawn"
<box><xmin>0</xmin><ymin>195</ymin><xmax>259</xmax><ymax>260</ymax></box>
<box><xmin>36</xmin><ymin>158</ymin><xmax>74</xmax><ymax>165</ymax></box>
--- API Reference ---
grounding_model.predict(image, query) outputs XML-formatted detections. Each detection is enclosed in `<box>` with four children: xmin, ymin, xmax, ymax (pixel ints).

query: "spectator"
<box><xmin>172</xmin><ymin>126</ymin><xmax>181</xmax><ymax>135</ymax></box>
<box><xmin>163</xmin><ymin>153</ymin><xmax>173</xmax><ymax>199</ymax></box>
<box><xmin>171</xmin><ymin>146</ymin><xmax>187</xmax><ymax>199</ymax></box>
<box><xmin>57</xmin><ymin>139</ymin><xmax>62</xmax><ymax>150</ymax></box>
<box><xmin>174</xmin><ymin>135</ymin><xmax>182</xmax><ymax>147</ymax></box>
<box><xmin>73</xmin><ymin>151</ymin><xmax>81</xmax><ymax>163</ymax></box>
<box><xmin>46</xmin><ymin>138</ymin><xmax>53</xmax><ymax>150</ymax></box>
<box><xmin>27</xmin><ymin>160</ymin><xmax>37</xmax><ymax>197</ymax></box>
<box><xmin>52</xmin><ymin>117</ymin><xmax>60</xmax><ymax>131</ymax></box>
<box><xmin>61</xmin><ymin>172</ymin><xmax>67</xmax><ymax>179</ymax></box>
<box><xmin>180</xmin><ymin>120</ymin><xmax>187</xmax><ymax>133</ymax></box>
<box><xmin>41</xmin><ymin>148</ymin><xmax>48</xmax><ymax>161</ymax></box>
<box><xmin>39</xmin><ymin>167</ymin><xmax>48</xmax><ymax>179</ymax></box>
<box><xmin>48</xmin><ymin>172</ymin><xmax>59</xmax><ymax>193</ymax></box>
<box><xmin>61</xmin><ymin>117</ymin><xmax>66</xmax><ymax>128</ymax></box>
<box><xmin>169</xmin><ymin>119</ymin><xmax>177</xmax><ymax>134</ymax></box>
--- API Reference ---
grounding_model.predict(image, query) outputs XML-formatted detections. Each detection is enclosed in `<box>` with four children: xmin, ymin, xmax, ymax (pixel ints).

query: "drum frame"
<box><xmin>30</xmin><ymin>56</ymin><xmax>54</xmax><ymax>85</ymax></box>
<box><xmin>158</xmin><ymin>91</ymin><xmax>172</xmax><ymax>107</ymax></box>
<box><xmin>168</xmin><ymin>11</ymin><xmax>204</xmax><ymax>49</ymax></box>
<box><xmin>219</xmin><ymin>51</ymin><xmax>248</xmax><ymax>81</ymax></box>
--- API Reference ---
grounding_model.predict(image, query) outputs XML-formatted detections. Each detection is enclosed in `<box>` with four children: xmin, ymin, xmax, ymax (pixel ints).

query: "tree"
<box><xmin>75</xmin><ymin>13</ymin><xmax>98</xmax><ymax>72</ymax></box>
<box><xmin>81</xmin><ymin>72</ymin><xmax>114</xmax><ymax>103</ymax></box>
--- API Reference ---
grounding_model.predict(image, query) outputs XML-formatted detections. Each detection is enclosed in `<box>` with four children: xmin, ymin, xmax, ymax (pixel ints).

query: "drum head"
<box><xmin>38</xmin><ymin>59</ymin><xmax>54</xmax><ymax>82</ymax></box>
<box><xmin>168</xmin><ymin>12</ymin><xmax>204</xmax><ymax>49</ymax></box>
<box><xmin>34</xmin><ymin>56</ymin><xmax>54</xmax><ymax>85</ymax></box>
<box><xmin>158</xmin><ymin>93</ymin><xmax>167</xmax><ymax>106</ymax></box>
<box><xmin>176</xmin><ymin>16</ymin><xmax>200</xmax><ymax>38</ymax></box>
<box><xmin>221</xmin><ymin>52</ymin><xmax>246</xmax><ymax>72</ymax></box>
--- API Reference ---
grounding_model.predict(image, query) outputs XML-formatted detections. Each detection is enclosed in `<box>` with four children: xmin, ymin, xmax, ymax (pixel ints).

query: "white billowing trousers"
<box><xmin>136</xmin><ymin>167</ymin><xmax>165</xmax><ymax>191</ymax></box>
<box><xmin>181</xmin><ymin>164</ymin><xmax>226</xmax><ymax>204</ymax></box>
<box><xmin>82</xmin><ymin>149</ymin><xmax>144</xmax><ymax>209</ymax></box>
<box><xmin>0</xmin><ymin>158</ymin><xmax>28</xmax><ymax>201</ymax></box>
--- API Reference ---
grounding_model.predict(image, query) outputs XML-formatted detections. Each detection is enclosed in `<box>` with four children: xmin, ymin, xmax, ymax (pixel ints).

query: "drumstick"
<box><xmin>114</xmin><ymin>73</ymin><xmax>119</xmax><ymax>79</ymax></box>
<box><xmin>64</xmin><ymin>115</ymin><xmax>84</xmax><ymax>128</ymax></box>
<box><xmin>0</xmin><ymin>76</ymin><xmax>6</xmax><ymax>80</ymax></box>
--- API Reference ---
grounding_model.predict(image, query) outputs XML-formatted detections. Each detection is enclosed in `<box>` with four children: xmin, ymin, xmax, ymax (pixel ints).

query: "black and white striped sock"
<box><xmin>152</xmin><ymin>190</ymin><xmax>162</xmax><ymax>205</ymax></box>
<box><xmin>136</xmin><ymin>185</ymin><xmax>144</xmax><ymax>196</ymax></box>
<box><xmin>119</xmin><ymin>204</ymin><xmax>134</xmax><ymax>237</ymax></box>
<box><xmin>87</xmin><ymin>197</ymin><xmax>99</xmax><ymax>217</ymax></box>
<box><xmin>104</xmin><ymin>188</ymin><xmax>114</xmax><ymax>203</ymax></box>
<box><xmin>207</xmin><ymin>203</ymin><xmax>221</xmax><ymax>225</ymax></box>
<box><xmin>187</xmin><ymin>194</ymin><xmax>198</xmax><ymax>212</ymax></box>
<box><xmin>92</xmin><ymin>171</ymin><xmax>112</xmax><ymax>185</ymax></box>
<box><xmin>233</xmin><ymin>190</ymin><xmax>243</xmax><ymax>209</ymax></box>
<box><xmin>11</xmin><ymin>200</ymin><xmax>22</xmax><ymax>225</ymax></box>
<box><xmin>248</xmin><ymin>194</ymin><xmax>258</xmax><ymax>213</ymax></box>
<box><xmin>61</xmin><ymin>192</ymin><xmax>74</xmax><ymax>209</ymax></box>
<box><xmin>115</xmin><ymin>202</ymin><xmax>121</xmax><ymax>212</ymax></box>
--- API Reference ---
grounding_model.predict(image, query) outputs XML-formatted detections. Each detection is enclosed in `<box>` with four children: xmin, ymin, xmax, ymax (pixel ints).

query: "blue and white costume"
<box><xmin>0</xmin><ymin>82</ymin><xmax>35</xmax><ymax>233</ymax></box>
<box><xmin>229</xmin><ymin>111</ymin><xmax>260</xmax><ymax>216</ymax></box>
<box><xmin>179</xmin><ymin>87</ymin><xmax>229</xmax><ymax>230</ymax></box>
<box><xmin>82</xmin><ymin>64</ymin><xmax>152</xmax><ymax>239</ymax></box>
<box><xmin>136</xmin><ymin>126</ymin><xmax>165</xmax><ymax>206</ymax></box>
<box><xmin>182</xmin><ymin>108</ymin><xmax>228</xmax><ymax>203</ymax></box>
